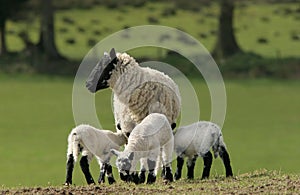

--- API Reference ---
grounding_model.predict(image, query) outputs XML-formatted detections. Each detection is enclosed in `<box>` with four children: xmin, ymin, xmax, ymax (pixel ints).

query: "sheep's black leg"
<box><xmin>201</xmin><ymin>151</ymin><xmax>212</xmax><ymax>179</ymax></box>
<box><xmin>163</xmin><ymin>166</ymin><xmax>173</xmax><ymax>182</ymax></box>
<box><xmin>120</xmin><ymin>170</ymin><xmax>130</xmax><ymax>182</ymax></box>
<box><xmin>138</xmin><ymin>168</ymin><xmax>146</xmax><ymax>184</ymax></box>
<box><xmin>106</xmin><ymin>163</ymin><xmax>116</xmax><ymax>184</ymax></box>
<box><xmin>65</xmin><ymin>154</ymin><xmax>74</xmax><ymax>185</ymax></box>
<box><xmin>80</xmin><ymin>156</ymin><xmax>95</xmax><ymax>184</ymax></box>
<box><xmin>130</xmin><ymin>171</ymin><xmax>140</xmax><ymax>184</ymax></box>
<box><xmin>171</xmin><ymin>123</ymin><xmax>176</xmax><ymax>129</ymax></box>
<box><xmin>146</xmin><ymin>159</ymin><xmax>156</xmax><ymax>184</ymax></box>
<box><xmin>174</xmin><ymin>156</ymin><xmax>184</xmax><ymax>180</ymax></box>
<box><xmin>98</xmin><ymin>163</ymin><xmax>106</xmax><ymax>184</ymax></box>
<box><xmin>219</xmin><ymin>146</ymin><xmax>233</xmax><ymax>177</ymax></box>
<box><xmin>161</xmin><ymin>166</ymin><xmax>166</xmax><ymax>179</ymax></box>
<box><xmin>187</xmin><ymin>156</ymin><xmax>197</xmax><ymax>179</ymax></box>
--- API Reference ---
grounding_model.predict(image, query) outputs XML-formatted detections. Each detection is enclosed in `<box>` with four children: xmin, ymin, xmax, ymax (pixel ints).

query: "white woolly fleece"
<box><xmin>67</xmin><ymin>124</ymin><xmax>127</xmax><ymax>162</ymax></box>
<box><xmin>126</xmin><ymin>113</ymin><xmax>173</xmax><ymax>153</ymax></box>
<box><xmin>174</xmin><ymin>121</ymin><xmax>227</xmax><ymax>158</ymax></box>
<box><xmin>109</xmin><ymin>52</ymin><xmax>181</xmax><ymax>134</ymax></box>
<box><xmin>115</xmin><ymin>113</ymin><xmax>174</xmax><ymax>171</ymax></box>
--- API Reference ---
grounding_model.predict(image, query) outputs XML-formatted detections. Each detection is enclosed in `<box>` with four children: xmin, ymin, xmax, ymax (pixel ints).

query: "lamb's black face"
<box><xmin>86</xmin><ymin>48</ymin><xmax>117</xmax><ymax>93</ymax></box>
<box><xmin>116</xmin><ymin>156</ymin><xmax>132</xmax><ymax>172</ymax></box>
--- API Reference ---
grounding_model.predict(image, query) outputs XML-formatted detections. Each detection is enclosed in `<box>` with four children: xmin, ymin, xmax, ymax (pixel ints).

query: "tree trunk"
<box><xmin>39</xmin><ymin>0</ymin><xmax>61</xmax><ymax>59</ymax></box>
<box><xmin>212</xmin><ymin>0</ymin><xmax>241</xmax><ymax>60</ymax></box>
<box><xmin>0</xmin><ymin>19</ymin><xmax>7</xmax><ymax>55</ymax></box>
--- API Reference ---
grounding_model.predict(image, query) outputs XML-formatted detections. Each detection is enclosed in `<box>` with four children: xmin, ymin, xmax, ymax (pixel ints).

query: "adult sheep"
<box><xmin>111</xmin><ymin>113</ymin><xmax>174</xmax><ymax>184</ymax></box>
<box><xmin>86</xmin><ymin>48</ymin><xmax>181</xmax><ymax>137</ymax></box>
<box><xmin>174</xmin><ymin>121</ymin><xmax>233</xmax><ymax>180</ymax></box>
<box><xmin>64</xmin><ymin>124</ymin><xmax>127</xmax><ymax>185</ymax></box>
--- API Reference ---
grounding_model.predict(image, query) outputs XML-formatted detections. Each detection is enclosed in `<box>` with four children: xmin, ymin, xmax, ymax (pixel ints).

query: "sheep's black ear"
<box><xmin>171</xmin><ymin>123</ymin><xmax>176</xmax><ymax>129</ymax></box>
<box><xmin>128</xmin><ymin>152</ymin><xmax>134</xmax><ymax>161</ymax></box>
<box><xmin>109</xmin><ymin>48</ymin><xmax>117</xmax><ymax>64</ymax></box>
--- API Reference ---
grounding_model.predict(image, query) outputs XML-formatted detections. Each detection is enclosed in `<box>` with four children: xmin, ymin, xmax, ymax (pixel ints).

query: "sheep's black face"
<box><xmin>86</xmin><ymin>48</ymin><xmax>117</xmax><ymax>93</ymax></box>
<box><xmin>115</xmin><ymin>152</ymin><xmax>134</xmax><ymax>177</ymax></box>
<box><xmin>116</xmin><ymin>156</ymin><xmax>132</xmax><ymax>173</ymax></box>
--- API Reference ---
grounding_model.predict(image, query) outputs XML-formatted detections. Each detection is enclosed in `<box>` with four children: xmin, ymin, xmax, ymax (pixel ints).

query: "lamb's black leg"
<box><xmin>174</xmin><ymin>156</ymin><xmax>184</xmax><ymax>180</ymax></box>
<box><xmin>131</xmin><ymin>171</ymin><xmax>140</xmax><ymax>184</ymax></box>
<box><xmin>80</xmin><ymin>156</ymin><xmax>95</xmax><ymax>184</ymax></box>
<box><xmin>65</xmin><ymin>154</ymin><xmax>74</xmax><ymax>185</ymax></box>
<box><xmin>161</xmin><ymin>166</ymin><xmax>166</xmax><ymax>178</ymax></box>
<box><xmin>98</xmin><ymin>163</ymin><xmax>106</xmax><ymax>184</ymax></box>
<box><xmin>106</xmin><ymin>163</ymin><xmax>116</xmax><ymax>184</ymax></box>
<box><xmin>146</xmin><ymin>159</ymin><xmax>156</xmax><ymax>184</ymax></box>
<box><xmin>201</xmin><ymin>151</ymin><xmax>212</xmax><ymax>179</ymax></box>
<box><xmin>219</xmin><ymin>146</ymin><xmax>233</xmax><ymax>177</ymax></box>
<box><xmin>171</xmin><ymin>123</ymin><xmax>176</xmax><ymax>129</ymax></box>
<box><xmin>120</xmin><ymin>170</ymin><xmax>130</xmax><ymax>182</ymax></box>
<box><xmin>187</xmin><ymin>156</ymin><xmax>197</xmax><ymax>179</ymax></box>
<box><xmin>138</xmin><ymin>168</ymin><xmax>146</xmax><ymax>184</ymax></box>
<box><xmin>163</xmin><ymin>166</ymin><xmax>173</xmax><ymax>182</ymax></box>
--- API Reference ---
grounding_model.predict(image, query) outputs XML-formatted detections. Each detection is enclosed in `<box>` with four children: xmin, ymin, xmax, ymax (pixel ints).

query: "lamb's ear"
<box><xmin>128</xmin><ymin>152</ymin><xmax>134</xmax><ymax>161</ymax></box>
<box><xmin>110</xmin><ymin>149</ymin><xmax>120</xmax><ymax>157</ymax></box>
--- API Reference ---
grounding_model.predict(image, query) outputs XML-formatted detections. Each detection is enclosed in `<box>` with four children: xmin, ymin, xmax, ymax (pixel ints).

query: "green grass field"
<box><xmin>0</xmin><ymin>75</ymin><xmax>299</xmax><ymax>187</ymax></box>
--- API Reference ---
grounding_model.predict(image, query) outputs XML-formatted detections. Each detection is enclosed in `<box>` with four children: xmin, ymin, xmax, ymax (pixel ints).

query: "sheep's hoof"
<box><xmin>138</xmin><ymin>172</ymin><xmax>146</xmax><ymax>184</ymax></box>
<box><xmin>146</xmin><ymin>175</ymin><xmax>156</xmax><ymax>184</ymax></box>
<box><xmin>108</xmin><ymin>177</ymin><xmax>116</xmax><ymax>184</ymax></box>
<box><xmin>163</xmin><ymin>179</ymin><xmax>172</xmax><ymax>185</ymax></box>
<box><xmin>64</xmin><ymin>182</ymin><xmax>71</xmax><ymax>186</ymax></box>
<box><xmin>200</xmin><ymin>176</ymin><xmax>208</xmax><ymax>180</ymax></box>
<box><xmin>163</xmin><ymin>167</ymin><xmax>173</xmax><ymax>182</ymax></box>
<box><xmin>163</xmin><ymin>175</ymin><xmax>173</xmax><ymax>183</ymax></box>
<box><xmin>174</xmin><ymin>173</ymin><xmax>181</xmax><ymax>180</ymax></box>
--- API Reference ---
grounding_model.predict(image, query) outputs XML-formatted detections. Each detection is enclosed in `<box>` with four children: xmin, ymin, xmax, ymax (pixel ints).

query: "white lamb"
<box><xmin>174</xmin><ymin>121</ymin><xmax>233</xmax><ymax>180</ymax></box>
<box><xmin>86</xmin><ymin>48</ymin><xmax>181</xmax><ymax>137</ymax></box>
<box><xmin>64</xmin><ymin>124</ymin><xmax>127</xmax><ymax>185</ymax></box>
<box><xmin>111</xmin><ymin>113</ymin><xmax>174</xmax><ymax>184</ymax></box>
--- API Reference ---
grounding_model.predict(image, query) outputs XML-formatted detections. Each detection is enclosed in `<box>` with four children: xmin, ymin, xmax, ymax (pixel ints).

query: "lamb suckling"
<box><xmin>174</xmin><ymin>121</ymin><xmax>233</xmax><ymax>180</ymax></box>
<box><xmin>64</xmin><ymin>124</ymin><xmax>127</xmax><ymax>185</ymax></box>
<box><xmin>111</xmin><ymin>113</ymin><xmax>174</xmax><ymax>184</ymax></box>
<box><xmin>86</xmin><ymin>48</ymin><xmax>181</xmax><ymax>138</ymax></box>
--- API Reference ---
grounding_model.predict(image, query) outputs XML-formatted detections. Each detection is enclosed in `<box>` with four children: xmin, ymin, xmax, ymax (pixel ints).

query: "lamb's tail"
<box><xmin>212</xmin><ymin>134</ymin><xmax>227</xmax><ymax>158</ymax></box>
<box><xmin>67</xmin><ymin>130</ymin><xmax>81</xmax><ymax>162</ymax></box>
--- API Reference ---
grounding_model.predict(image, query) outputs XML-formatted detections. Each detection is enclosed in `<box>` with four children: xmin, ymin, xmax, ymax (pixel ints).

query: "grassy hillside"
<box><xmin>1</xmin><ymin>170</ymin><xmax>300</xmax><ymax>194</ymax></box>
<box><xmin>0</xmin><ymin>75</ymin><xmax>299</xmax><ymax>187</ymax></box>
<box><xmin>5</xmin><ymin>2</ymin><xmax>300</xmax><ymax>60</ymax></box>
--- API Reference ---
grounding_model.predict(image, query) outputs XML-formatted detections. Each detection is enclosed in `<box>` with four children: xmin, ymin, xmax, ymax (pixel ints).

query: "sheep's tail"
<box><xmin>67</xmin><ymin>130</ymin><xmax>81</xmax><ymax>162</ymax></box>
<box><xmin>212</xmin><ymin>134</ymin><xmax>227</xmax><ymax>159</ymax></box>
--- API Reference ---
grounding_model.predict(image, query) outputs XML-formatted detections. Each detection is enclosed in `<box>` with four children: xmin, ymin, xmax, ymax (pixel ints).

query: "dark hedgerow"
<box><xmin>65</xmin><ymin>38</ymin><xmax>76</xmax><ymax>45</ymax></box>
<box><xmin>148</xmin><ymin>16</ymin><xmax>159</xmax><ymax>24</ymax></box>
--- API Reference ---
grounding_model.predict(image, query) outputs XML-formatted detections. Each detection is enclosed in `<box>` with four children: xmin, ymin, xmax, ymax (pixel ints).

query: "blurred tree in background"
<box><xmin>38</xmin><ymin>0</ymin><xmax>62</xmax><ymax>60</ymax></box>
<box><xmin>0</xmin><ymin>0</ymin><xmax>28</xmax><ymax>55</ymax></box>
<box><xmin>213</xmin><ymin>0</ymin><xmax>241</xmax><ymax>60</ymax></box>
